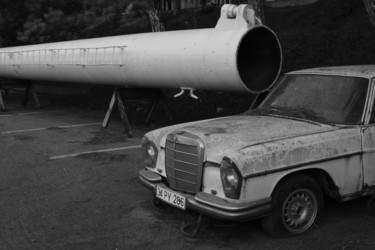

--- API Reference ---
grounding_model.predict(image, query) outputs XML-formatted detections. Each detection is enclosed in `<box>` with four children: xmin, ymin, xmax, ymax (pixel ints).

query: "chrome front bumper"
<box><xmin>139</xmin><ymin>169</ymin><xmax>272</xmax><ymax>221</ymax></box>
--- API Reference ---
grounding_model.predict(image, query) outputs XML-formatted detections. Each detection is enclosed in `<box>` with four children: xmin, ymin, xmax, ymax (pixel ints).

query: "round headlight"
<box><xmin>220</xmin><ymin>158</ymin><xmax>242</xmax><ymax>199</ymax></box>
<box><xmin>147</xmin><ymin>145</ymin><xmax>156</xmax><ymax>158</ymax></box>
<box><xmin>142</xmin><ymin>137</ymin><xmax>158</xmax><ymax>168</ymax></box>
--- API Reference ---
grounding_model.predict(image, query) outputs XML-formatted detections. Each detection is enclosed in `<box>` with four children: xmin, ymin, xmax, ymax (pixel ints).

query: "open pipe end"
<box><xmin>237</xmin><ymin>26</ymin><xmax>282</xmax><ymax>93</ymax></box>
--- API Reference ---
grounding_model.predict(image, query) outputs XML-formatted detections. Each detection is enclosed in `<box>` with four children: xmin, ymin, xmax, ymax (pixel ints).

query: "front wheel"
<box><xmin>261</xmin><ymin>174</ymin><xmax>324</xmax><ymax>237</ymax></box>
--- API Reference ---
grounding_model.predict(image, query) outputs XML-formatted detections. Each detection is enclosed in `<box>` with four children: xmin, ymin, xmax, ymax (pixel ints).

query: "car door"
<box><xmin>361</xmin><ymin>78</ymin><xmax>375</xmax><ymax>189</ymax></box>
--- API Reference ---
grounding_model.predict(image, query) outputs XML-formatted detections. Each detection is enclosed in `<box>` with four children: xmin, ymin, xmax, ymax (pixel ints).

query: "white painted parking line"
<box><xmin>49</xmin><ymin>145</ymin><xmax>141</xmax><ymax>160</ymax></box>
<box><xmin>1</xmin><ymin>123</ymin><xmax>101</xmax><ymax>134</ymax></box>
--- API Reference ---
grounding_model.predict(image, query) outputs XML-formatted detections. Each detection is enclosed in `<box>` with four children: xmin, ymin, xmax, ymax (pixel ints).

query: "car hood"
<box><xmin>177</xmin><ymin>115</ymin><xmax>338</xmax><ymax>163</ymax></box>
<box><xmin>146</xmin><ymin>115</ymin><xmax>341</xmax><ymax>164</ymax></box>
<box><xmin>146</xmin><ymin>115</ymin><xmax>362</xmax><ymax>176</ymax></box>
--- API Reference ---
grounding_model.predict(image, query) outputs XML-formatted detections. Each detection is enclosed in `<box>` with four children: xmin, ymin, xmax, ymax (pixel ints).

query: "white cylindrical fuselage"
<box><xmin>0</xmin><ymin>5</ymin><xmax>282</xmax><ymax>94</ymax></box>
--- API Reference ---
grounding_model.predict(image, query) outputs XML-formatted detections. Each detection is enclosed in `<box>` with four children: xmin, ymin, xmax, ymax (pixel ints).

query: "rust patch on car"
<box><xmin>203</xmin><ymin>127</ymin><xmax>229</xmax><ymax>136</ymax></box>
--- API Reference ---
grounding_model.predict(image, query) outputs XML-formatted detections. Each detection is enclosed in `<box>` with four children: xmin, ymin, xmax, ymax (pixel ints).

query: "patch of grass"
<box><xmin>78</xmin><ymin>152</ymin><xmax>128</xmax><ymax>164</ymax></box>
<box><xmin>13</xmin><ymin>135</ymin><xmax>35</xmax><ymax>141</ymax></box>
<box><xmin>84</xmin><ymin>129</ymin><xmax>127</xmax><ymax>145</ymax></box>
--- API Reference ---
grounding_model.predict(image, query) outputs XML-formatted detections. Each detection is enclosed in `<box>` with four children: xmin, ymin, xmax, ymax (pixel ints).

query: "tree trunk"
<box><xmin>153</xmin><ymin>0</ymin><xmax>162</xmax><ymax>10</ymax></box>
<box><xmin>363</xmin><ymin>0</ymin><xmax>375</xmax><ymax>29</ymax></box>
<box><xmin>146</xmin><ymin>9</ymin><xmax>165</xmax><ymax>32</ymax></box>
<box><xmin>247</xmin><ymin>0</ymin><xmax>266</xmax><ymax>25</ymax></box>
<box><xmin>171</xmin><ymin>0</ymin><xmax>181</xmax><ymax>15</ymax></box>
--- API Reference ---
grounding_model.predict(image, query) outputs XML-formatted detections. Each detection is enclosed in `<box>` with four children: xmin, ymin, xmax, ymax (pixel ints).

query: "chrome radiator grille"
<box><xmin>165</xmin><ymin>132</ymin><xmax>204</xmax><ymax>194</ymax></box>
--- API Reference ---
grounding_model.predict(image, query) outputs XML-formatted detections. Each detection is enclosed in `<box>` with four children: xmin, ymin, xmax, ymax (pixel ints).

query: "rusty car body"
<box><xmin>139</xmin><ymin>65</ymin><xmax>375</xmax><ymax>236</ymax></box>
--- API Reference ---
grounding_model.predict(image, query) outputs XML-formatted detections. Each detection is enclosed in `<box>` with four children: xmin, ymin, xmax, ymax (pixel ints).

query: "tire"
<box><xmin>261</xmin><ymin>174</ymin><xmax>324</xmax><ymax>237</ymax></box>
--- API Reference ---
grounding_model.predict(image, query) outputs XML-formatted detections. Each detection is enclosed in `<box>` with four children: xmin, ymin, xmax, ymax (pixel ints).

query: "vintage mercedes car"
<box><xmin>139</xmin><ymin>65</ymin><xmax>375</xmax><ymax>236</ymax></box>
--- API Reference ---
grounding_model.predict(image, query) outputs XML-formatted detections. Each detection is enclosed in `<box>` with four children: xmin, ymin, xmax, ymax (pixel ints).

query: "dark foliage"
<box><xmin>1</xmin><ymin>0</ymin><xmax>151</xmax><ymax>46</ymax></box>
<box><xmin>0</xmin><ymin>0</ymin><xmax>27</xmax><ymax>46</ymax></box>
<box><xmin>268</xmin><ymin>0</ymin><xmax>375</xmax><ymax>73</ymax></box>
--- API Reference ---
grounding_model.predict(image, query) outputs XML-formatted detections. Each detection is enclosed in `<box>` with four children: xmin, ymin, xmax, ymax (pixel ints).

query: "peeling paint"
<box><xmin>229</xmin><ymin>128</ymin><xmax>361</xmax><ymax>177</ymax></box>
<box><xmin>182</xmin><ymin>115</ymin><xmax>339</xmax><ymax>164</ymax></box>
<box><xmin>146</xmin><ymin>114</ymin><xmax>344</xmax><ymax>167</ymax></box>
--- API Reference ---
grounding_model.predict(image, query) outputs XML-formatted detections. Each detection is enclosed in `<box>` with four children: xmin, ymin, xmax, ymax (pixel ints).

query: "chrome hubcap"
<box><xmin>282</xmin><ymin>189</ymin><xmax>317</xmax><ymax>233</ymax></box>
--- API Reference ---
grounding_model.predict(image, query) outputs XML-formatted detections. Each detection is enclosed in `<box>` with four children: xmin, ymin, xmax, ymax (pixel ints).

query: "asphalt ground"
<box><xmin>1</xmin><ymin>93</ymin><xmax>375</xmax><ymax>250</ymax></box>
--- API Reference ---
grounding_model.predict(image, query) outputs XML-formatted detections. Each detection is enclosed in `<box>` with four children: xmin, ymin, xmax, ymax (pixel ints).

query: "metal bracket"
<box><xmin>215</xmin><ymin>4</ymin><xmax>261</xmax><ymax>30</ymax></box>
<box><xmin>102</xmin><ymin>88</ymin><xmax>173</xmax><ymax>136</ymax></box>
<box><xmin>0</xmin><ymin>81</ymin><xmax>41</xmax><ymax>111</ymax></box>
<box><xmin>174</xmin><ymin>87</ymin><xmax>198</xmax><ymax>100</ymax></box>
<box><xmin>23</xmin><ymin>83</ymin><xmax>41</xmax><ymax>109</ymax></box>
<box><xmin>367</xmin><ymin>187</ymin><xmax>375</xmax><ymax>213</ymax></box>
<box><xmin>180</xmin><ymin>213</ymin><xmax>205</xmax><ymax>238</ymax></box>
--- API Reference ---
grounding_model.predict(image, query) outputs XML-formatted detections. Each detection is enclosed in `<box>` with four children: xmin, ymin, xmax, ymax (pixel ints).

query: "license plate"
<box><xmin>156</xmin><ymin>185</ymin><xmax>186</xmax><ymax>210</ymax></box>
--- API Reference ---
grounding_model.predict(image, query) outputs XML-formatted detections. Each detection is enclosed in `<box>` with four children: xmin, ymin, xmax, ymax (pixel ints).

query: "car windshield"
<box><xmin>247</xmin><ymin>74</ymin><xmax>369</xmax><ymax>125</ymax></box>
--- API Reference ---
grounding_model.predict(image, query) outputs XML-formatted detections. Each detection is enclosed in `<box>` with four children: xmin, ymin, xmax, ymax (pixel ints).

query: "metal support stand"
<box><xmin>0</xmin><ymin>90</ymin><xmax>5</xmax><ymax>112</ymax></box>
<box><xmin>102</xmin><ymin>88</ymin><xmax>132</xmax><ymax>137</ymax></box>
<box><xmin>102</xmin><ymin>88</ymin><xmax>173</xmax><ymax>137</ymax></box>
<box><xmin>23</xmin><ymin>83</ymin><xmax>41</xmax><ymax>109</ymax></box>
<box><xmin>0</xmin><ymin>80</ymin><xmax>41</xmax><ymax>111</ymax></box>
<box><xmin>144</xmin><ymin>93</ymin><xmax>173</xmax><ymax>125</ymax></box>
<box><xmin>367</xmin><ymin>189</ymin><xmax>375</xmax><ymax>213</ymax></box>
